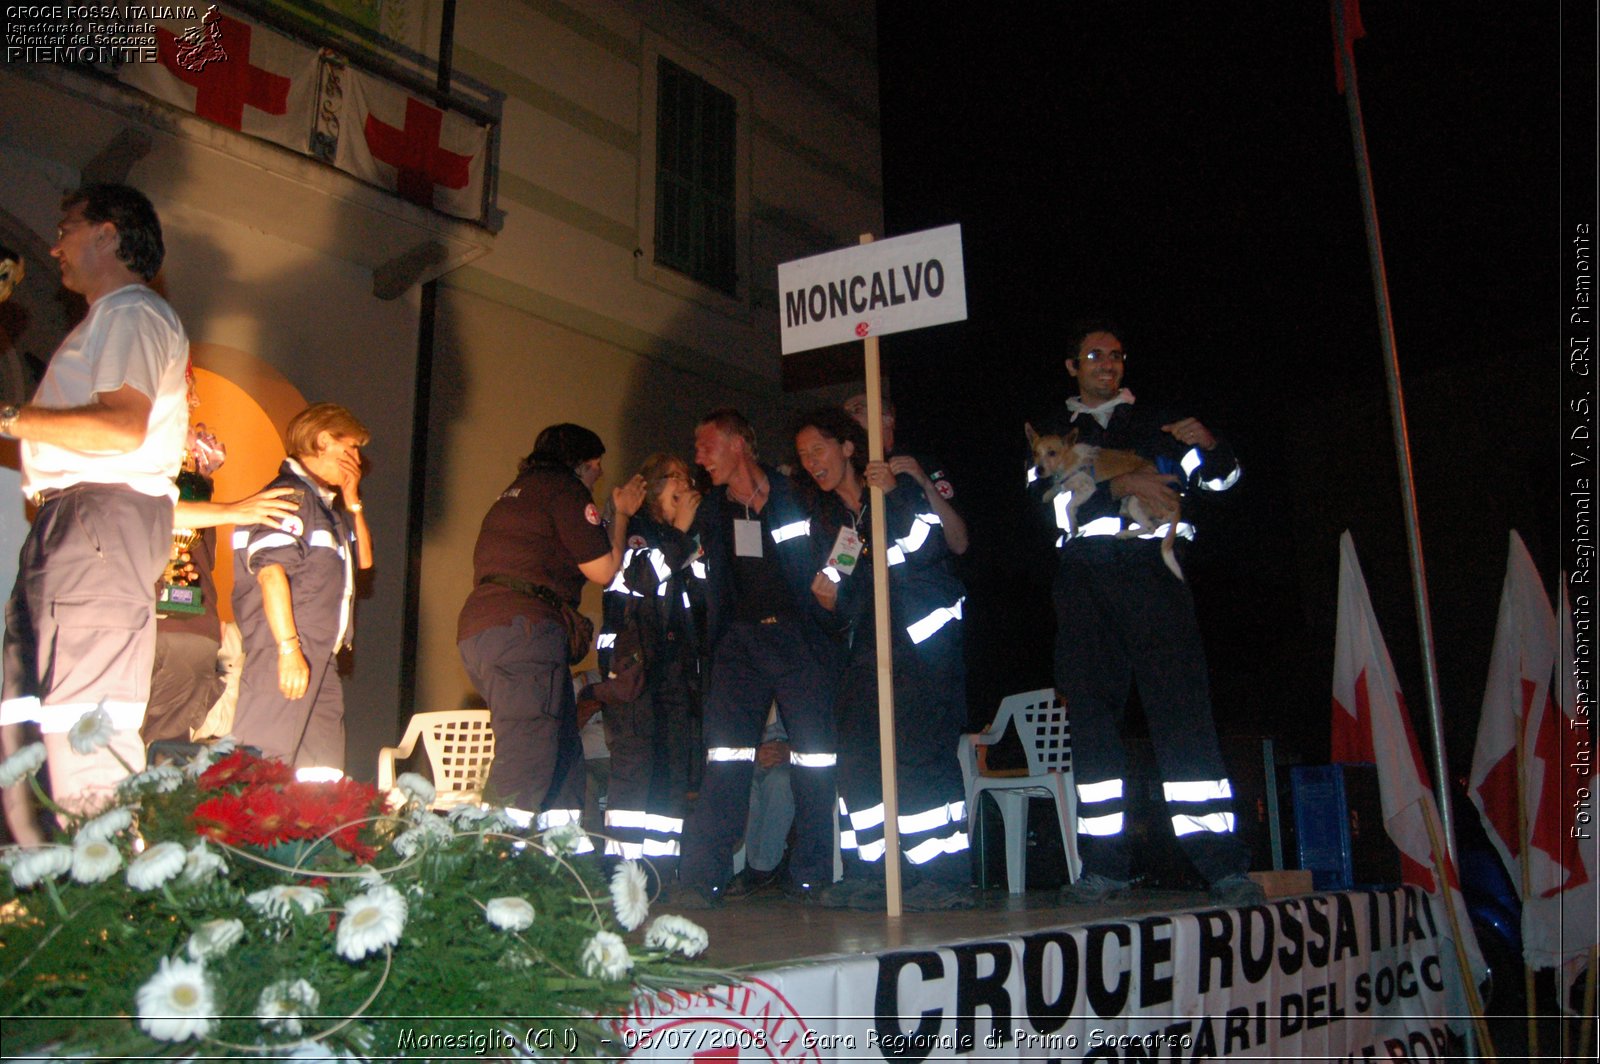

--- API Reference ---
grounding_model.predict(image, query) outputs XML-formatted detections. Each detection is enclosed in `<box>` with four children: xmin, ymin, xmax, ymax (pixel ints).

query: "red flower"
<box><xmin>198</xmin><ymin>749</ymin><xmax>293</xmax><ymax>791</ymax></box>
<box><xmin>192</xmin><ymin>792</ymin><xmax>252</xmax><ymax>845</ymax></box>
<box><xmin>240</xmin><ymin>785</ymin><xmax>297</xmax><ymax>847</ymax></box>
<box><xmin>189</xmin><ymin>769</ymin><xmax>383</xmax><ymax>862</ymax></box>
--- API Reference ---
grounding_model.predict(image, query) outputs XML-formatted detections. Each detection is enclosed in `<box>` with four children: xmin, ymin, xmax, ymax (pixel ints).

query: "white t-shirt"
<box><xmin>22</xmin><ymin>284</ymin><xmax>190</xmax><ymax>498</ymax></box>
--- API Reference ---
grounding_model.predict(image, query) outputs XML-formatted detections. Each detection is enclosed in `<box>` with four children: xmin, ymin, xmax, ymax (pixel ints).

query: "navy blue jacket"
<box><xmin>691</xmin><ymin>464</ymin><xmax>831</xmax><ymax>652</ymax></box>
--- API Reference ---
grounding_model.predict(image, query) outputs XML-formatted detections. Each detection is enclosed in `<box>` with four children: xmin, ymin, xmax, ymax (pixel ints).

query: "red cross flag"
<box><xmin>333</xmin><ymin>68</ymin><xmax>487</xmax><ymax>219</ymax></box>
<box><xmin>1331</xmin><ymin>532</ymin><xmax>1485</xmax><ymax>983</ymax></box>
<box><xmin>1470</xmin><ymin>532</ymin><xmax>1597</xmax><ymax>994</ymax></box>
<box><xmin>119</xmin><ymin>8</ymin><xmax>318</xmax><ymax>152</ymax></box>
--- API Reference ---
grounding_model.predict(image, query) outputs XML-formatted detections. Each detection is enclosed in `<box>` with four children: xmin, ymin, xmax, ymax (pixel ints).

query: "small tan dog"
<box><xmin>1027</xmin><ymin>423</ymin><xmax>1183</xmax><ymax>580</ymax></box>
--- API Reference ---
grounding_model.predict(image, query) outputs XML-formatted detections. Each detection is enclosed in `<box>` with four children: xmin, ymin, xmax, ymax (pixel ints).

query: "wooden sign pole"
<box><xmin>859</xmin><ymin>232</ymin><xmax>902</xmax><ymax>917</ymax></box>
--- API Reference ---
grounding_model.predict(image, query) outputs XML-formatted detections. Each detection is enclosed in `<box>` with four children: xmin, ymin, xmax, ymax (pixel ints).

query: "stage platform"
<box><xmin>610</xmin><ymin>884</ymin><xmax>1473</xmax><ymax>1061</ymax></box>
<box><xmin>665</xmin><ymin>885</ymin><xmax>1217</xmax><ymax>970</ymax></box>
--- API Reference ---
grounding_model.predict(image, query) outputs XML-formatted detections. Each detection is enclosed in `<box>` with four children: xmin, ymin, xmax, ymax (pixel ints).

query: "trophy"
<box><xmin>158</xmin><ymin>424</ymin><xmax>226</xmax><ymax>617</ymax></box>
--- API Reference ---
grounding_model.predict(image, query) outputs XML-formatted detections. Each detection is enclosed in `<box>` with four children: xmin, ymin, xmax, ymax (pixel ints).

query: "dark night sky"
<box><xmin>870</xmin><ymin>2</ymin><xmax>1586</xmax><ymax>774</ymax></box>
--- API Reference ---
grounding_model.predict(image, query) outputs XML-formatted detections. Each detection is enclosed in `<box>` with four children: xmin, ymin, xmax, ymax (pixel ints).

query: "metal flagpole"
<box><xmin>1331</xmin><ymin>0</ymin><xmax>1458</xmax><ymax>857</ymax></box>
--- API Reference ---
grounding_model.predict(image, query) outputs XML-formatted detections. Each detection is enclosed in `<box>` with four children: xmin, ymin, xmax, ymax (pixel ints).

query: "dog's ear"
<box><xmin>1025</xmin><ymin>422</ymin><xmax>1040</xmax><ymax>448</ymax></box>
<box><xmin>1062</xmin><ymin>428</ymin><xmax>1079</xmax><ymax>448</ymax></box>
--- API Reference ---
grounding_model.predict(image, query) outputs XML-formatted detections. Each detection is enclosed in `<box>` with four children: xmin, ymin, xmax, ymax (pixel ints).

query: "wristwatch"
<box><xmin>0</xmin><ymin>404</ymin><xmax>20</xmax><ymax>438</ymax></box>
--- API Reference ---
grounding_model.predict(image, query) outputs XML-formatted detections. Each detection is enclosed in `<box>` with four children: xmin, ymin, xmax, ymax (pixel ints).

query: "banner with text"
<box><xmin>778</xmin><ymin>225</ymin><xmax>967</xmax><ymax>354</ymax></box>
<box><xmin>611</xmin><ymin>887</ymin><xmax>1468</xmax><ymax>1061</ymax></box>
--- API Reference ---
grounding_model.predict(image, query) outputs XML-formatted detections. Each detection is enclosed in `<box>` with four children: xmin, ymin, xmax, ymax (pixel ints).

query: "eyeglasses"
<box><xmin>1080</xmin><ymin>348</ymin><xmax>1127</xmax><ymax>364</ymax></box>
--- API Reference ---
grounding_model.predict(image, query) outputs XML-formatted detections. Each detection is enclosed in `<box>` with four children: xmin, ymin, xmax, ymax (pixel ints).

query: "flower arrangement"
<box><xmin>1</xmin><ymin>711</ymin><xmax>719</xmax><ymax>1060</ymax></box>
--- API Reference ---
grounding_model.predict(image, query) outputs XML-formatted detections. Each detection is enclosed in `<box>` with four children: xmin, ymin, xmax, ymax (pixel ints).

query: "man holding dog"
<box><xmin>1033</xmin><ymin>318</ymin><xmax>1260</xmax><ymax>906</ymax></box>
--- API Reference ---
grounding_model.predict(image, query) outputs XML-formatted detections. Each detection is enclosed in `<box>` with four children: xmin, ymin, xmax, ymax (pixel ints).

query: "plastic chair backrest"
<box><xmin>997</xmin><ymin>689</ymin><xmax>1072</xmax><ymax>777</ymax></box>
<box><xmin>418</xmin><ymin>711</ymin><xmax>495</xmax><ymax>801</ymax></box>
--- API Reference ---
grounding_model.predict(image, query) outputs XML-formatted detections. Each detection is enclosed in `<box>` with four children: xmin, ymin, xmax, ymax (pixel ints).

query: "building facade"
<box><xmin>0</xmin><ymin>0</ymin><xmax>882</xmax><ymax>774</ymax></box>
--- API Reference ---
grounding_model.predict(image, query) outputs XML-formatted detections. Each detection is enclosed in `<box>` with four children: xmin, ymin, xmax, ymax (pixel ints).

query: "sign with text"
<box><xmin>609</xmin><ymin>886</ymin><xmax>1471</xmax><ymax>1061</ymax></box>
<box><xmin>778</xmin><ymin>225</ymin><xmax>967</xmax><ymax>354</ymax></box>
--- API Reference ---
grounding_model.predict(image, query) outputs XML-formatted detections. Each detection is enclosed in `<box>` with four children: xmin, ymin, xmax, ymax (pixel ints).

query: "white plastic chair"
<box><xmin>957</xmin><ymin>688</ymin><xmax>1083</xmax><ymax>893</ymax></box>
<box><xmin>377</xmin><ymin>710</ymin><xmax>495</xmax><ymax>810</ymax></box>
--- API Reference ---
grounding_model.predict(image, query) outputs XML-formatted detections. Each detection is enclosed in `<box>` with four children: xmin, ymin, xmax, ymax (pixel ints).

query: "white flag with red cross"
<box><xmin>330</xmin><ymin>67</ymin><xmax>488</xmax><ymax>220</ymax></box>
<box><xmin>1468</xmin><ymin>533</ymin><xmax>1595</xmax><ymax>986</ymax></box>
<box><xmin>1331</xmin><ymin>532</ymin><xmax>1484</xmax><ymax>981</ymax></box>
<box><xmin>119</xmin><ymin>6</ymin><xmax>318</xmax><ymax>152</ymax></box>
<box><xmin>1555</xmin><ymin>581</ymin><xmax>1598</xmax><ymax>1000</ymax></box>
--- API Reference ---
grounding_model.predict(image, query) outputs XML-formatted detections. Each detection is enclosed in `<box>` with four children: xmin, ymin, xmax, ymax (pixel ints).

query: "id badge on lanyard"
<box><xmin>733</xmin><ymin>517</ymin><xmax>764</xmax><ymax>558</ymax></box>
<box><xmin>828</xmin><ymin>525</ymin><xmax>863</xmax><ymax>575</ymax></box>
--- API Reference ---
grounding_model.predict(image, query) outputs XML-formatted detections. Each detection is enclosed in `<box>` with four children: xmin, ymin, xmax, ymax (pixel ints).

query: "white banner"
<box><xmin>325</xmin><ymin>64</ymin><xmax>489</xmax><ymax>220</ymax></box>
<box><xmin>778</xmin><ymin>225</ymin><xmax>967</xmax><ymax>355</ymax></box>
<box><xmin>118</xmin><ymin>6</ymin><xmax>319</xmax><ymax>151</ymax></box>
<box><xmin>610</xmin><ymin>887</ymin><xmax>1468</xmax><ymax>1061</ymax></box>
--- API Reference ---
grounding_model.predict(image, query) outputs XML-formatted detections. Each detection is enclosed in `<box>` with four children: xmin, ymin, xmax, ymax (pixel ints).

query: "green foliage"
<box><xmin>0</xmin><ymin>743</ymin><xmax>721</xmax><ymax>1061</ymax></box>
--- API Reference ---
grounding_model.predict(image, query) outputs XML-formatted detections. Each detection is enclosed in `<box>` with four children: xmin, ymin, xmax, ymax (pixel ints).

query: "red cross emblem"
<box><xmin>364</xmin><ymin>98</ymin><xmax>473</xmax><ymax>209</ymax></box>
<box><xmin>156</xmin><ymin>15</ymin><xmax>290</xmax><ymax>131</ymax></box>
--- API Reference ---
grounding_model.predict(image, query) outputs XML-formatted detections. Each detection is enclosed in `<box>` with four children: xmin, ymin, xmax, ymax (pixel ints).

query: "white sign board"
<box><xmin>777</xmin><ymin>224</ymin><xmax>967</xmax><ymax>354</ymax></box>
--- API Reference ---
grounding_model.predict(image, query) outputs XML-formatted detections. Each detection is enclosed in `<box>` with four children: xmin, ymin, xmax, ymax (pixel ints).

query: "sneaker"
<box><xmin>1208</xmin><ymin>873</ymin><xmax>1266</xmax><ymax>906</ymax></box>
<box><xmin>670</xmin><ymin>883</ymin><xmax>722</xmax><ymax>910</ymax></box>
<box><xmin>1059</xmin><ymin>872</ymin><xmax>1133</xmax><ymax>904</ymax></box>
<box><xmin>902</xmin><ymin>880</ymin><xmax>976</xmax><ymax>911</ymax></box>
<box><xmin>722</xmin><ymin>866</ymin><xmax>782</xmax><ymax>901</ymax></box>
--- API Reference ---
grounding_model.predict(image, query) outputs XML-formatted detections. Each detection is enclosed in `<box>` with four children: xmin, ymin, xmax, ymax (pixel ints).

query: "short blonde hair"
<box><xmin>285</xmin><ymin>403</ymin><xmax>370</xmax><ymax>459</ymax></box>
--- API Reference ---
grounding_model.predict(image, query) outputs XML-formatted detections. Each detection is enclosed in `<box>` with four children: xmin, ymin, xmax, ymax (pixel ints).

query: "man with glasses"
<box><xmin>1032</xmin><ymin>318</ymin><xmax>1260</xmax><ymax>906</ymax></box>
<box><xmin>0</xmin><ymin>184</ymin><xmax>190</xmax><ymax>811</ymax></box>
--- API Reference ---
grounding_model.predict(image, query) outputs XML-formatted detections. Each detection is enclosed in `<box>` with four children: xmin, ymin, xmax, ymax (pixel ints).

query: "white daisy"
<box><xmin>181</xmin><ymin>840</ymin><xmax>228</xmax><ymax>885</ymax></box>
<box><xmin>184</xmin><ymin>746</ymin><xmax>217</xmax><ymax>778</ymax></box>
<box><xmin>247</xmin><ymin>885</ymin><xmax>327</xmax><ymax>920</ymax></box>
<box><xmin>446</xmin><ymin>803</ymin><xmax>492</xmax><ymax>828</ymax></box>
<box><xmin>541</xmin><ymin>821</ymin><xmax>586</xmax><ymax>856</ymax></box>
<box><xmin>0</xmin><ymin>741</ymin><xmax>45</xmax><ymax>787</ymax></box>
<box><xmin>126</xmin><ymin>841</ymin><xmax>187</xmax><ymax>891</ymax></box>
<box><xmin>395</xmin><ymin>772</ymin><xmax>435</xmax><ymax>807</ymax></box>
<box><xmin>209</xmin><ymin>736</ymin><xmax>238</xmax><ymax>756</ymax></box>
<box><xmin>390</xmin><ymin>828</ymin><xmax>425</xmax><ymax>858</ymax></box>
<box><xmin>186</xmin><ymin>918</ymin><xmax>246</xmax><ymax>961</ymax></box>
<box><xmin>580</xmin><ymin>930</ymin><xmax>634</xmax><ymax>981</ymax></box>
<box><xmin>258</xmin><ymin>977</ymin><xmax>320</xmax><ymax>1037</ymax></box>
<box><xmin>77</xmin><ymin>807</ymin><xmax>134</xmax><ymax>842</ymax></box>
<box><xmin>119</xmin><ymin>763</ymin><xmax>184</xmax><ymax>795</ymax></box>
<box><xmin>66</xmin><ymin>705</ymin><xmax>113</xmax><ymax>755</ymax></box>
<box><xmin>10</xmin><ymin>845</ymin><xmax>72</xmax><ymax>889</ymax></box>
<box><xmin>391</xmin><ymin>813</ymin><xmax>451</xmax><ymax>858</ymax></box>
<box><xmin>609</xmin><ymin>860</ymin><xmax>649</xmax><ymax>931</ymax></box>
<box><xmin>643</xmin><ymin>914</ymin><xmax>710</xmax><ymax>958</ymax></box>
<box><xmin>70</xmin><ymin>837</ymin><xmax>123</xmax><ymax>884</ymax></box>
<box><xmin>335</xmin><ymin>885</ymin><xmax>407</xmax><ymax>960</ymax></box>
<box><xmin>484</xmin><ymin>896</ymin><xmax>535</xmax><ymax>932</ymax></box>
<box><xmin>135</xmin><ymin>956</ymin><xmax>216</xmax><ymax>1041</ymax></box>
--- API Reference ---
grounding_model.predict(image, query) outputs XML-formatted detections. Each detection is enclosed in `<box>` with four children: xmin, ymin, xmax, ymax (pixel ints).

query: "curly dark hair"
<box><xmin>63</xmin><ymin>184</ymin><xmax>164</xmax><ymax>281</ymax></box>
<box><xmin>792</xmin><ymin>405</ymin><xmax>868</xmax><ymax>477</ymax></box>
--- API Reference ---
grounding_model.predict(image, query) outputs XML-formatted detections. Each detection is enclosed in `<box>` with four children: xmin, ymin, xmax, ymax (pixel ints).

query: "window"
<box><xmin>653</xmin><ymin>58</ymin><xmax>737</xmax><ymax>296</ymax></box>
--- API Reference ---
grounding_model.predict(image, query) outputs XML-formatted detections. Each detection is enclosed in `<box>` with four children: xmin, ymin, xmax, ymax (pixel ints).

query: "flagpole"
<box><xmin>1514</xmin><ymin>700</ymin><xmax>1538</xmax><ymax>1056</ymax></box>
<box><xmin>1421</xmin><ymin>801</ymin><xmax>1498</xmax><ymax>1059</ymax></box>
<box><xmin>1581</xmin><ymin>944</ymin><xmax>1596</xmax><ymax>1058</ymax></box>
<box><xmin>1332</xmin><ymin>0</ymin><xmax>1459</xmax><ymax>858</ymax></box>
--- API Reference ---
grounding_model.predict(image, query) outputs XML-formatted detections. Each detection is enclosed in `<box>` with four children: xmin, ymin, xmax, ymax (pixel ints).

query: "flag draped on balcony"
<box><xmin>120</xmin><ymin>8</ymin><xmax>319</xmax><ymax>153</ymax></box>
<box><xmin>329</xmin><ymin>66</ymin><xmax>488</xmax><ymax>219</ymax></box>
<box><xmin>116</xmin><ymin>7</ymin><xmax>489</xmax><ymax>222</ymax></box>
